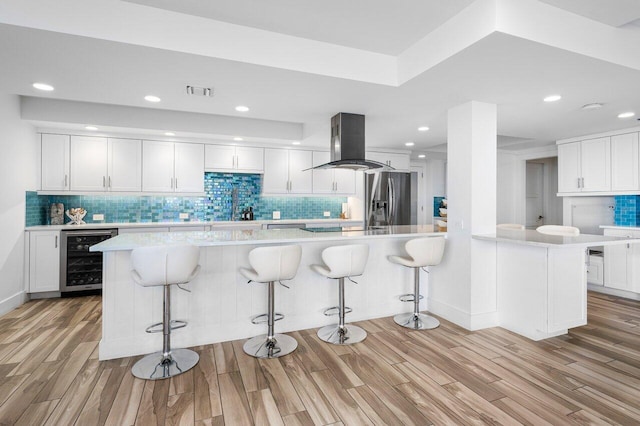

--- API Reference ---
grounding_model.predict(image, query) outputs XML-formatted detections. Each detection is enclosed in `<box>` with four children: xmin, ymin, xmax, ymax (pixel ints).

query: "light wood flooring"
<box><xmin>0</xmin><ymin>292</ymin><xmax>639</xmax><ymax>425</ymax></box>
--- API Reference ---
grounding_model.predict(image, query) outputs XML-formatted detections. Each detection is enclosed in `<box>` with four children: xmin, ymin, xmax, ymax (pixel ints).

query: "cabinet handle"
<box><xmin>55</xmin><ymin>235</ymin><xmax>58</xmax><ymax>248</ymax></box>
<box><xmin>577</xmin><ymin>177</ymin><xmax>581</xmax><ymax>188</ymax></box>
<box><xmin>581</xmin><ymin>177</ymin><xmax>585</xmax><ymax>188</ymax></box>
<box><xmin>175</xmin><ymin>178</ymin><xmax>178</xmax><ymax>189</ymax></box>
<box><xmin>103</xmin><ymin>176</ymin><xmax>106</xmax><ymax>188</ymax></box>
<box><xmin>64</xmin><ymin>175</ymin><xmax>68</xmax><ymax>188</ymax></box>
<box><xmin>108</xmin><ymin>176</ymin><xmax>112</xmax><ymax>188</ymax></box>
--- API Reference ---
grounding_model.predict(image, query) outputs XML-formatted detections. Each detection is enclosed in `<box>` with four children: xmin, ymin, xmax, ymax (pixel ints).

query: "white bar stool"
<box><xmin>388</xmin><ymin>237</ymin><xmax>445</xmax><ymax>330</ymax></box>
<box><xmin>130</xmin><ymin>245</ymin><xmax>201</xmax><ymax>380</ymax></box>
<box><xmin>311</xmin><ymin>244</ymin><xmax>369</xmax><ymax>345</ymax></box>
<box><xmin>240</xmin><ymin>244</ymin><xmax>302</xmax><ymax>358</ymax></box>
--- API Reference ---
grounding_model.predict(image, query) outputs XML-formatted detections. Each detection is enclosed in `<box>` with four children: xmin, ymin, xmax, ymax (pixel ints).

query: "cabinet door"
<box><xmin>205</xmin><ymin>145</ymin><xmax>235</xmax><ymax>171</ymax></box>
<box><xmin>288</xmin><ymin>150</ymin><xmax>313</xmax><ymax>194</ymax></box>
<box><xmin>108</xmin><ymin>138</ymin><xmax>141</xmax><ymax>192</ymax></box>
<box><xmin>557</xmin><ymin>142</ymin><xmax>581</xmax><ymax>193</ymax></box>
<box><xmin>41</xmin><ymin>134</ymin><xmax>70</xmax><ymax>191</ymax></box>
<box><xmin>142</xmin><ymin>140</ymin><xmax>175</xmax><ymax>192</ymax></box>
<box><xmin>236</xmin><ymin>147</ymin><xmax>264</xmax><ymax>173</ymax></box>
<box><xmin>611</xmin><ymin>133</ymin><xmax>639</xmax><ymax>191</ymax></box>
<box><xmin>175</xmin><ymin>143</ymin><xmax>204</xmax><ymax>193</ymax></box>
<box><xmin>312</xmin><ymin>151</ymin><xmax>334</xmax><ymax>194</ymax></box>
<box><xmin>581</xmin><ymin>137</ymin><xmax>610</xmax><ymax>192</ymax></box>
<box><xmin>604</xmin><ymin>229</ymin><xmax>632</xmax><ymax>291</ymax></box>
<box><xmin>70</xmin><ymin>136</ymin><xmax>109</xmax><ymax>191</ymax></box>
<box><xmin>263</xmin><ymin>149</ymin><xmax>289</xmax><ymax>193</ymax></box>
<box><xmin>29</xmin><ymin>231</ymin><xmax>60</xmax><ymax>292</ymax></box>
<box><xmin>334</xmin><ymin>169</ymin><xmax>356</xmax><ymax>194</ymax></box>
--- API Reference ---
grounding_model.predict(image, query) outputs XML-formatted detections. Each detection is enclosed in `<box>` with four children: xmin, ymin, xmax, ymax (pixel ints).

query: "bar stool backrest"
<box><xmin>247</xmin><ymin>245</ymin><xmax>302</xmax><ymax>282</ymax></box>
<box><xmin>131</xmin><ymin>245</ymin><xmax>201</xmax><ymax>287</ymax></box>
<box><xmin>405</xmin><ymin>237</ymin><xmax>446</xmax><ymax>268</ymax></box>
<box><xmin>321</xmin><ymin>244</ymin><xmax>369</xmax><ymax>278</ymax></box>
<box><xmin>536</xmin><ymin>225</ymin><xmax>580</xmax><ymax>236</ymax></box>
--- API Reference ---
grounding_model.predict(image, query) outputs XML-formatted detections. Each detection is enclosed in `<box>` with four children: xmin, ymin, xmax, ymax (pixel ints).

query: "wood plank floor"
<box><xmin>0</xmin><ymin>292</ymin><xmax>639</xmax><ymax>425</ymax></box>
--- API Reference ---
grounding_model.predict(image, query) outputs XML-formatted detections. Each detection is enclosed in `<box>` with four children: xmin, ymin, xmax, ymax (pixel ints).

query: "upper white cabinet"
<box><xmin>143</xmin><ymin>141</ymin><xmax>204</xmax><ymax>193</ymax></box>
<box><xmin>366</xmin><ymin>151</ymin><xmax>411</xmax><ymax>171</ymax></box>
<box><xmin>557</xmin><ymin>137</ymin><xmax>610</xmax><ymax>193</ymax></box>
<box><xmin>312</xmin><ymin>151</ymin><xmax>356</xmax><ymax>194</ymax></box>
<box><xmin>108</xmin><ymin>138</ymin><xmax>142</xmax><ymax>192</ymax></box>
<box><xmin>70</xmin><ymin>136</ymin><xmax>108</xmax><ymax>191</ymax></box>
<box><xmin>263</xmin><ymin>148</ymin><xmax>312</xmax><ymax>194</ymax></box>
<box><xmin>41</xmin><ymin>134</ymin><xmax>70</xmax><ymax>191</ymax></box>
<box><xmin>611</xmin><ymin>133</ymin><xmax>639</xmax><ymax>191</ymax></box>
<box><xmin>205</xmin><ymin>145</ymin><xmax>264</xmax><ymax>173</ymax></box>
<box><xmin>27</xmin><ymin>230</ymin><xmax>60</xmax><ymax>293</ymax></box>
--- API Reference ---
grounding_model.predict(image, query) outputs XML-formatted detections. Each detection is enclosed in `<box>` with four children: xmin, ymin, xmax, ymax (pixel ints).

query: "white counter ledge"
<box><xmin>92</xmin><ymin>225</ymin><xmax>444</xmax><ymax>360</ymax></box>
<box><xmin>473</xmin><ymin>229</ymin><xmax>634</xmax><ymax>247</ymax></box>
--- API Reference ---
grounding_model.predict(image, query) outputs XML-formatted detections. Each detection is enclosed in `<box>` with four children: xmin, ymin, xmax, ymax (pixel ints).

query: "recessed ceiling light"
<box><xmin>405</xmin><ymin>142</ymin><xmax>415</xmax><ymax>147</ymax></box>
<box><xmin>543</xmin><ymin>95</ymin><xmax>562</xmax><ymax>102</ymax></box>
<box><xmin>418</xmin><ymin>154</ymin><xmax>426</xmax><ymax>158</ymax></box>
<box><xmin>144</xmin><ymin>95</ymin><xmax>161</xmax><ymax>103</ymax></box>
<box><xmin>32</xmin><ymin>82</ymin><xmax>54</xmax><ymax>91</ymax></box>
<box><xmin>233</xmin><ymin>137</ymin><xmax>243</xmax><ymax>141</ymax></box>
<box><xmin>618</xmin><ymin>111</ymin><xmax>636</xmax><ymax>119</ymax></box>
<box><xmin>292</xmin><ymin>141</ymin><xmax>301</xmax><ymax>145</ymax></box>
<box><xmin>164</xmin><ymin>132</ymin><xmax>175</xmax><ymax>136</ymax></box>
<box><xmin>418</xmin><ymin>126</ymin><xmax>429</xmax><ymax>132</ymax></box>
<box><xmin>581</xmin><ymin>103</ymin><xmax>603</xmax><ymax>110</ymax></box>
<box><xmin>235</xmin><ymin>105</ymin><xmax>250</xmax><ymax>112</ymax></box>
<box><xmin>85</xmin><ymin>126</ymin><xmax>98</xmax><ymax>131</ymax></box>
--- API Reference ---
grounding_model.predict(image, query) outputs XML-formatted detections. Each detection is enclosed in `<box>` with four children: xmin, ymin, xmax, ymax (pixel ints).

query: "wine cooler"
<box><xmin>60</xmin><ymin>229</ymin><xmax>118</xmax><ymax>292</ymax></box>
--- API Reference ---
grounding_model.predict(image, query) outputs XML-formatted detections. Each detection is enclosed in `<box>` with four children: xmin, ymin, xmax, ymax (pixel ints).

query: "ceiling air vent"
<box><xmin>186</xmin><ymin>86</ymin><xmax>214</xmax><ymax>97</ymax></box>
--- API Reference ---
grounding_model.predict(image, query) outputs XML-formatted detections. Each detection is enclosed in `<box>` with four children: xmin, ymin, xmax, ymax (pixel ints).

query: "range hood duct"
<box><xmin>311</xmin><ymin>112</ymin><xmax>391</xmax><ymax>171</ymax></box>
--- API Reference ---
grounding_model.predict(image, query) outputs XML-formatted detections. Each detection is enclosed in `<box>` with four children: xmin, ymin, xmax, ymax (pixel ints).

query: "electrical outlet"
<box><xmin>179</xmin><ymin>213</ymin><xmax>189</xmax><ymax>220</ymax></box>
<box><xmin>324</xmin><ymin>211</ymin><xmax>331</xmax><ymax>217</ymax></box>
<box><xmin>92</xmin><ymin>214</ymin><xmax>104</xmax><ymax>221</ymax></box>
<box><xmin>273</xmin><ymin>211</ymin><xmax>281</xmax><ymax>220</ymax></box>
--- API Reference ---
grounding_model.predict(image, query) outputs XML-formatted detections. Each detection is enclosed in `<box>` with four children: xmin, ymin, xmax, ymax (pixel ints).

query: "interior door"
<box><xmin>526</xmin><ymin>162</ymin><xmax>544</xmax><ymax>228</ymax></box>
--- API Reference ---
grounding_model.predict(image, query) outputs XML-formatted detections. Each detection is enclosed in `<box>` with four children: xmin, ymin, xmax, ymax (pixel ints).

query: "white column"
<box><xmin>429</xmin><ymin>101</ymin><xmax>498</xmax><ymax>330</ymax></box>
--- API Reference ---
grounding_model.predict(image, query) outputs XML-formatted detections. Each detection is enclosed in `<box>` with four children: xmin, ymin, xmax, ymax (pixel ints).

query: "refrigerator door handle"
<box><xmin>388</xmin><ymin>177</ymin><xmax>395</xmax><ymax>225</ymax></box>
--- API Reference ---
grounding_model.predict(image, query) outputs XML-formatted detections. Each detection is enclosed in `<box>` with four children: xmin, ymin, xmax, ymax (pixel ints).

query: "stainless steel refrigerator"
<box><xmin>365</xmin><ymin>171</ymin><xmax>417</xmax><ymax>227</ymax></box>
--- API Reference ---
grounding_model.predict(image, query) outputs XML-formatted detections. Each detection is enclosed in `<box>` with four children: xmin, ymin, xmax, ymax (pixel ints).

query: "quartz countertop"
<box><xmin>90</xmin><ymin>225</ymin><xmax>444</xmax><ymax>252</ymax></box>
<box><xmin>600</xmin><ymin>225</ymin><xmax>640</xmax><ymax>231</ymax></box>
<box><xmin>25</xmin><ymin>218</ymin><xmax>362</xmax><ymax>232</ymax></box>
<box><xmin>473</xmin><ymin>228</ymin><xmax>637</xmax><ymax>248</ymax></box>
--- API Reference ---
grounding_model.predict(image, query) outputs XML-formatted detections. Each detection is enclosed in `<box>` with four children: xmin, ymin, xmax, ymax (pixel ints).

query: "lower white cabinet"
<box><xmin>604</xmin><ymin>228</ymin><xmax>640</xmax><ymax>293</ymax></box>
<box><xmin>27</xmin><ymin>231</ymin><xmax>60</xmax><ymax>293</ymax></box>
<box><xmin>587</xmin><ymin>255</ymin><xmax>604</xmax><ymax>286</ymax></box>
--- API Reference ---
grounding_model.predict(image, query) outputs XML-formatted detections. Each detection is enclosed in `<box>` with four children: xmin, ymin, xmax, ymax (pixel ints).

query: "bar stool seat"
<box><xmin>130</xmin><ymin>245</ymin><xmax>201</xmax><ymax>380</ymax></box>
<box><xmin>536</xmin><ymin>225</ymin><xmax>580</xmax><ymax>236</ymax></box>
<box><xmin>311</xmin><ymin>244</ymin><xmax>369</xmax><ymax>345</ymax></box>
<box><xmin>388</xmin><ymin>237</ymin><xmax>445</xmax><ymax>330</ymax></box>
<box><xmin>240</xmin><ymin>244</ymin><xmax>302</xmax><ymax>358</ymax></box>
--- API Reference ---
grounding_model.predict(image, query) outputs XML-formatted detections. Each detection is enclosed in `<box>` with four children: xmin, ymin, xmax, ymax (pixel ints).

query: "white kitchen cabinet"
<box><xmin>604</xmin><ymin>228</ymin><xmax>640</xmax><ymax>293</ymax></box>
<box><xmin>611</xmin><ymin>132</ymin><xmax>639</xmax><ymax>191</ymax></box>
<box><xmin>557</xmin><ymin>137</ymin><xmax>610</xmax><ymax>193</ymax></box>
<box><xmin>205</xmin><ymin>145</ymin><xmax>263</xmax><ymax>173</ymax></box>
<box><xmin>143</xmin><ymin>141</ymin><xmax>204</xmax><ymax>193</ymax></box>
<box><xmin>587</xmin><ymin>255</ymin><xmax>604</xmax><ymax>286</ymax></box>
<box><xmin>312</xmin><ymin>151</ymin><xmax>356</xmax><ymax>194</ymax></box>
<box><xmin>263</xmin><ymin>149</ymin><xmax>312</xmax><ymax>194</ymax></box>
<box><xmin>41</xmin><ymin>134</ymin><xmax>70</xmax><ymax>191</ymax></box>
<box><xmin>28</xmin><ymin>231</ymin><xmax>60</xmax><ymax>293</ymax></box>
<box><xmin>70</xmin><ymin>136</ymin><xmax>109</xmax><ymax>191</ymax></box>
<box><xmin>366</xmin><ymin>151</ymin><xmax>411</xmax><ymax>171</ymax></box>
<box><xmin>108</xmin><ymin>138</ymin><xmax>142</xmax><ymax>192</ymax></box>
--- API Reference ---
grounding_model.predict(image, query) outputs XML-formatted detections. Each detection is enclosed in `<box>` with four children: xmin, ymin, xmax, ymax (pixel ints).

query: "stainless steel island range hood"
<box><xmin>311</xmin><ymin>112</ymin><xmax>390</xmax><ymax>171</ymax></box>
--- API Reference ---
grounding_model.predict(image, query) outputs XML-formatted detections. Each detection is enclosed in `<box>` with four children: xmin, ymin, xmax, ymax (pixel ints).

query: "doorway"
<box><xmin>525</xmin><ymin>157</ymin><xmax>562</xmax><ymax>228</ymax></box>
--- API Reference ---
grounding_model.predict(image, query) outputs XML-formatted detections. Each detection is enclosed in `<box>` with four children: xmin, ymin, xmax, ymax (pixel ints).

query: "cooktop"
<box><xmin>303</xmin><ymin>226</ymin><xmax>366</xmax><ymax>233</ymax></box>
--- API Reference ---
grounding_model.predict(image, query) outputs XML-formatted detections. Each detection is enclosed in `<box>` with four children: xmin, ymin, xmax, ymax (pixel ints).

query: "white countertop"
<box><xmin>90</xmin><ymin>225</ymin><xmax>444</xmax><ymax>252</ymax></box>
<box><xmin>25</xmin><ymin>218</ymin><xmax>362</xmax><ymax>232</ymax></box>
<box><xmin>473</xmin><ymin>229</ymin><xmax>637</xmax><ymax>248</ymax></box>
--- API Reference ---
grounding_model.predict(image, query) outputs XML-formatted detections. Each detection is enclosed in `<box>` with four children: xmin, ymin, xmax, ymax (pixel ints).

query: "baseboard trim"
<box><xmin>0</xmin><ymin>291</ymin><xmax>27</xmax><ymax>317</ymax></box>
<box><xmin>428</xmin><ymin>298</ymin><xmax>498</xmax><ymax>331</ymax></box>
<box><xmin>587</xmin><ymin>285</ymin><xmax>640</xmax><ymax>301</ymax></box>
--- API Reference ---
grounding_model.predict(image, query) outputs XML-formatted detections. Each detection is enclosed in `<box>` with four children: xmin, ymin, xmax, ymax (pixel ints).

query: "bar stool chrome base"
<box><xmin>243</xmin><ymin>333</ymin><xmax>298</xmax><ymax>358</ymax></box>
<box><xmin>317</xmin><ymin>324</ymin><xmax>367</xmax><ymax>345</ymax></box>
<box><xmin>394</xmin><ymin>312</ymin><xmax>440</xmax><ymax>330</ymax></box>
<box><xmin>131</xmin><ymin>348</ymin><xmax>199</xmax><ymax>380</ymax></box>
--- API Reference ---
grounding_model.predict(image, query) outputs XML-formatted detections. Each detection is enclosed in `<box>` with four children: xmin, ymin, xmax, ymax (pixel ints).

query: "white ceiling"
<box><xmin>539</xmin><ymin>0</ymin><xmax>640</xmax><ymax>27</ymax></box>
<box><xmin>1</xmin><ymin>0</ymin><xmax>640</xmax><ymax>156</ymax></box>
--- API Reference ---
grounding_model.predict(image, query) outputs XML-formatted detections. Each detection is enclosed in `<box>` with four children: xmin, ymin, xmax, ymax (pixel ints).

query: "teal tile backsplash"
<box><xmin>26</xmin><ymin>173</ymin><xmax>348</xmax><ymax>226</ymax></box>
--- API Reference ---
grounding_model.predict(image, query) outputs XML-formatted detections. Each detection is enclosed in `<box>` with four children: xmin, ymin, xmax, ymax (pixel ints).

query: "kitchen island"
<box><xmin>473</xmin><ymin>229</ymin><xmax>638</xmax><ymax>340</ymax></box>
<box><xmin>91</xmin><ymin>225</ymin><xmax>445</xmax><ymax>360</ymax></box>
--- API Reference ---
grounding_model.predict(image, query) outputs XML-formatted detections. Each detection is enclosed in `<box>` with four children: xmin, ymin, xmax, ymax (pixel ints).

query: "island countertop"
<box><xmin>473</xmin><ymin>228</ymin><xmax>637</xmax><ymax>248</ymax></box>
<box><xmin>91</xmin><ymin>225</ymin><xmax>445</xmax><ymax>252</ymax></box>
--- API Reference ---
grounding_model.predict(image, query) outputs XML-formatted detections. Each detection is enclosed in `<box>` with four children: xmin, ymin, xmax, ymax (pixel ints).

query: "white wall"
<box><xmin>0</xmin><ymin>94</ymin><xmax>38</xmax><ymax>315</ymax></box>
